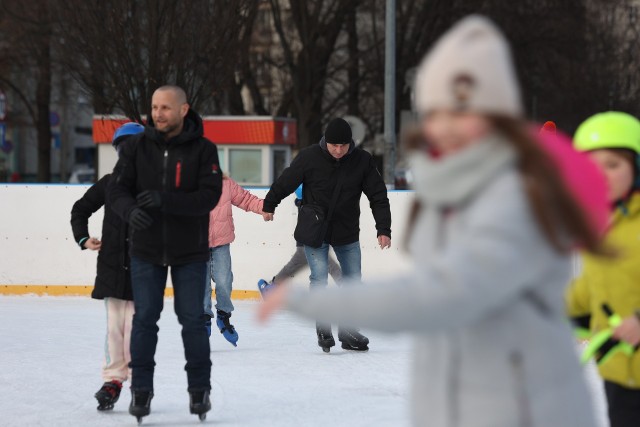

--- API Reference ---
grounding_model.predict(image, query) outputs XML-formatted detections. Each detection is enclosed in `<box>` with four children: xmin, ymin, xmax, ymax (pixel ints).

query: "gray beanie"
<box><xmin>414</xmin><ymin>15</ymin><xmax>523</xmax><ymax>118</ymax></box>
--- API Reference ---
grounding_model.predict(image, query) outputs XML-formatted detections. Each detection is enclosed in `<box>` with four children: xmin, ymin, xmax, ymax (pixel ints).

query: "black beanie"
<box><xmin>324</xmin><ymin>118</ymin><xmax>352</xmax><ymax>145</ymax></box>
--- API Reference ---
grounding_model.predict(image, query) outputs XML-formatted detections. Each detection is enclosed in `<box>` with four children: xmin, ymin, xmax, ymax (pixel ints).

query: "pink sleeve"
<box><xmin>229</xmin><ymin>179</ymin><xmax>264</xmax><ymax>214</ymax></box>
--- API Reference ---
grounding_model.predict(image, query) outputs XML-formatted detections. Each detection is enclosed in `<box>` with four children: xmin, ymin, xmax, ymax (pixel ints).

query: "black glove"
<box><xmin>128</xmin><ymin>207</ymin><xmax>153</xmax><ymax>230</ymax></box>
<box><xmin>137</xmin><ymin>190</ymin><xmax>163</xmax><ymax>209</ymax></box>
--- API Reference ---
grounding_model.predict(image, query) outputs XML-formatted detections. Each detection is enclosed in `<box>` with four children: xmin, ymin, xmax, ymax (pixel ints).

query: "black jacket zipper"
<box><xmin>162</xmin><ymin>148</ymin><xmax>169</xmax><ymax>266</ymax></box>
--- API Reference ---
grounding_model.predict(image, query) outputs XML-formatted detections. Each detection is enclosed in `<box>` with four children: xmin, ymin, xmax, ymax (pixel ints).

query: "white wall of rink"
<box><xmin>0</xmin><ymin>184</ymin><xmax>415</xmax><ymax>290</ymax></box>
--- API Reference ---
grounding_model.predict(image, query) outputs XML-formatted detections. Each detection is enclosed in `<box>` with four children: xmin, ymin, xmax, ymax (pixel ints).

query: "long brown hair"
<box><xmin>404</xmin><ymin>116</ymin><xmax>608</xmax><ymax>255</ymax></box>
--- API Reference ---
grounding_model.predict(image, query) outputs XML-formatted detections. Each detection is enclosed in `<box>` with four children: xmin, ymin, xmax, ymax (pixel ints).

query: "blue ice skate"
<box><xmin>257</xmin><ymin>277</ymin><xmax>276</xmax><ymax>297</ymax></box>
<box><xmin>216</xmin><ymin>309</ymin><xmax>238</xmax><ymax>347</ymax></box>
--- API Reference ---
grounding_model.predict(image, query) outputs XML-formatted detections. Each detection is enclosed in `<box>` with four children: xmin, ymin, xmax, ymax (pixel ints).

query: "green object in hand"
<box><xmin>579</xmin><ymin>303</ymin><xmax>636</xmax><ymax>365</ymax></box>
<box><xmin>580</xmin><ymin>328</ymin><xmax>614</xmax><ymax>364</ymax></box>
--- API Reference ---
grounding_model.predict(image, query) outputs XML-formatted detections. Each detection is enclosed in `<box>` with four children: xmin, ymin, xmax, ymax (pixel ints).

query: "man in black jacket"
<box><xmin>262</xmin><ymin>118</ymin><xmax>391</xmax><ymax>353</ymax></box>
<box><xmin>108</xmin><ymin>86</ymin><xmax>222</xmax><ymax>422</ymax></box>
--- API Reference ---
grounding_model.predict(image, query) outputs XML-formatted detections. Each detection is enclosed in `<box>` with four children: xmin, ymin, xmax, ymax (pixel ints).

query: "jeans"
<box><xmin>129</xmin><ymin>256</ymin><xmax>211</xmax><ymax>392</ymax></box>
<box><xmin>274</xmin><ymin>246</ymin><xmax>342</xmax><ymax>284</ymax></box>
<box><xmin>304</xmin><ymin>241</ymin><xmax>361</xmax><ymax>289</ymax></box>
<box><xmin>204</xmin><ymin>245</ymin><xmax>234</xmax><ymax>316</ymax></box>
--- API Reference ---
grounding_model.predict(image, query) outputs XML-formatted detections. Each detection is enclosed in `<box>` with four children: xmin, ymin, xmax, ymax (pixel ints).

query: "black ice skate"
<box><xmin>339</xmin><ymin>328</ymin><xmax>369</xmax><ymax>352</ymax></box>
<box><xmin>129</xmin><ymin>390</ymin><xmax>153</xmax><ymax>424</ymax></box>
<box><xmin>316</xmin><ymin>322</ymin><xmax>335</xmax><ymax>353</ymax></box>
<box><xmin>189</xmin><ymin>389</ymin><xmax>212</xmax><ymax>421</ymax></box>
<box><xmin>94</xmin><ymin>380</ymin><xmax>122</xmax><ymax>411</ymax></box>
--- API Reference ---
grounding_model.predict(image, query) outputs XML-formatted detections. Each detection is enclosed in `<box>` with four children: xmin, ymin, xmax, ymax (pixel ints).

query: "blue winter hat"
<box><xmin>112</xmin><ymin>122</ymin><xmax>144</xmax><ymax>149</ymax></box>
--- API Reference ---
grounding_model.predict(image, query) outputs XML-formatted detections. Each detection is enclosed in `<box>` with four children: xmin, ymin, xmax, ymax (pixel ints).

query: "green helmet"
<box><xmin>574</xmin><ymin>111</ymin><xmax>640</xmax><ymax>154</ymax></box>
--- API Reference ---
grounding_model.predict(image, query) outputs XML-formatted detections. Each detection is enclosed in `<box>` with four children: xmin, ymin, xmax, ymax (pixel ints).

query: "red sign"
<box><xmin>92</xmin><ymin>116</ymin><xmax>296</xmax><ymax>146</ymax></box>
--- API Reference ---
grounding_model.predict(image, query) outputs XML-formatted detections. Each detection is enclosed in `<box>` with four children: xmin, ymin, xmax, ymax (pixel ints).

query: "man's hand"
<box><xmin>613</xmin><ymin>316</ymin><xmax>640</xmax><ymax>346</ymax></box>
<box><xmin>378</xmin><ymin>235</ymin><xmax>391</xmax><ymax>250</ymax></box>
<box><xmin>129</xmin><ymin>207</ymin><xmax>154</xmax><ymax>230</ymax></box>
<box><xmin>262</xmin><ymin>212</ymin><xmax>274</xmax><ymax>222</ymax></box>
<box><xmin>137</xmin><ymin>190</ymin><xmax>163</xmax><ymax>209</ymax></box>
<box><xmin>84</xmin><ymin>237</ymin><xmax>102</xmax><ymax>251</ymax></box>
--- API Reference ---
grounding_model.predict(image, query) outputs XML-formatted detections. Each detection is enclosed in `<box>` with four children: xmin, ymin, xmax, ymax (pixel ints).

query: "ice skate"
<box><xmin>94</xmin><ymin>380</ymin><xmax>122</xmax><ymax>411</ymax></box>
<box><xmin>339</xmin><ymin>328</ymin><xmax>369</xmax><ymax>352</ymax></box>
<box><xmin>204</xmin><ymin>314</ymin><xmax>212</xmax><ymax>338</ymax></box>
<box><xmin>189</xmin><ymin>389</ymin><xmax>211</xmax><ymax>421</ymax></box>
<box><xmin>257</xmin><ymin>277</ymin><xmax>276</xmax><ymax>297</ymax></box>
<box><xmin>129</xmin><ymin>390</ymin><xmax>153</xmax><ymax>424</ymax></box>
<box><xmin>216</xmin><ymin>309</ymin><xmax>238</xmax><ymax>347</ymax></box>
<box><xmin>316</xmin><ymin>322</ymin><xmax>335</xmax><ymax>353</ymax></box>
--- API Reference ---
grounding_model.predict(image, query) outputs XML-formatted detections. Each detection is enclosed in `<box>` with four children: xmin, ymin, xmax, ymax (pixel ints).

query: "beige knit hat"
<box><xmin>413</xmin><ymin>15</ymin><xmax>523</xmax><ymax>118</ymax></box>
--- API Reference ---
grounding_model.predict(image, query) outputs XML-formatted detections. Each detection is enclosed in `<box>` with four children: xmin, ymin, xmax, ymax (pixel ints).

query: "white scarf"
<box><xmin>409</xmin><ymin>135</ymin><xmax>517</xmax><ymax>208</ymax></box>
<box><xmin>407</xmin><ymin>135</ymin><xmax>518</xmax><ymax>256</ymax></box>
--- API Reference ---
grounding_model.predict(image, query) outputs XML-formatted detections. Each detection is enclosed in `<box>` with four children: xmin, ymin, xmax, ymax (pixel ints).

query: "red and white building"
<box><xmin>93</xmin><ymin>115</ymin><xmax>296</xmax><ymax>186</ymax></box>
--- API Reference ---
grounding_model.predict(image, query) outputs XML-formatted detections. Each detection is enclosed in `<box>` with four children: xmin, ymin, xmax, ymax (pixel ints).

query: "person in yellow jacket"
<box><xmin>567</xmin><ymin>111</ymin><xmax>640</xmax><ymax>427</ymax></box>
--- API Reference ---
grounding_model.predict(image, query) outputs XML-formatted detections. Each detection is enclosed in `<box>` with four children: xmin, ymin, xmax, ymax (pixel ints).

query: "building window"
<box><xmin>217</xmin><ymin>147</ymin><xmax>226</xmax><ymax>173</ymax></box>
<box><xmin>273</xmin><ymin>149</ymin><xmax>287</xmax><ymax>181</ymax></box>
<box><xmin>229</xmin><ymin>149</ymin><xmax>262</xmax><ymax>185</ymax></box>
<box><xmin>75</xmin><ymin>147</ymin><xmax>96</xmax><ymax>168</ymax></box>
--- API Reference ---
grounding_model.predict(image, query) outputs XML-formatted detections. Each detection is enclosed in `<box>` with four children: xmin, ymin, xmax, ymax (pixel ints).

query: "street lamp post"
<box><xmin>383</xmin><ymin>0</ymin><xmax>396</xmax><ymax>188</ymax></box>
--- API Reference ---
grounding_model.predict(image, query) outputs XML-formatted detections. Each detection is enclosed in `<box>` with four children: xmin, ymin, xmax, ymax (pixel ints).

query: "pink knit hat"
<box><xmin>414</xmin><ymin>15</ymin><xmax>523</xmax><ymax>118</ymax></box>
<box><xmin>535</xmin><ymin>126</ymin><xmax>609</xmax><ymax>237</ymax></box>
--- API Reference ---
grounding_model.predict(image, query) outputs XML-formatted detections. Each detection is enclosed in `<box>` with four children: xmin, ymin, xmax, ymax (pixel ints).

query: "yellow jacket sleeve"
<box><xmin>565</xmin><ymin>275</ymin><xmax>591</xmax><ymax>318</ymax></box>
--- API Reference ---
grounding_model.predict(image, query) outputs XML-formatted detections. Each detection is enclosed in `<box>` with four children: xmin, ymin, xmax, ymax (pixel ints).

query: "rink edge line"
<box><xmin>0</xmin><ymin>285</ymin><xmax>261</xmax><ymax>300</ymax></box>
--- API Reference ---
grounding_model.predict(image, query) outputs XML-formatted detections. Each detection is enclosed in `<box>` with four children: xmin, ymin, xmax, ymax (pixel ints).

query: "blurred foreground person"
<box><xmin>259</xmin><ymin>16</ymin><xmax>601</xmax><ymax>427</ymax></box>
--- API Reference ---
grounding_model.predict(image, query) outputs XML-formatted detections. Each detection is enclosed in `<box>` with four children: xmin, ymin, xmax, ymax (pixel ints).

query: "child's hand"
<box><xmin>257</xmin><ymin>282</ymin><xmax>290</xmax><ymax>323</ymax></box>
<box><xmin>613</xmin><ymin>316</ymin><xmax>640</xmax><ymax>346</ymax></box>
<box><xmin>262</xmin><ymin>212</ymin><xmax>274</xmax><ymax>222</ymax></box>
<box><xmin>84</xmin><ymin>237</ymin><xmax>102</xmax><ymax>251</ymax></box>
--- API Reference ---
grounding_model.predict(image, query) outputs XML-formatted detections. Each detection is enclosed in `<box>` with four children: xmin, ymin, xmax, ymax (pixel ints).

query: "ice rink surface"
<box><xmin>0</xmin><ymin>296</ymin><xmax>608</xmax><ymax>427</ymax></box>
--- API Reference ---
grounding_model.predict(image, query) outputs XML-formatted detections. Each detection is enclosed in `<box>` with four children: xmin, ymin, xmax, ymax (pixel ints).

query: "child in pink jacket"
<box><xmin>205</xmin><ymin>176</ymin><xmax>264</xmax><ymax>346</ymax></box>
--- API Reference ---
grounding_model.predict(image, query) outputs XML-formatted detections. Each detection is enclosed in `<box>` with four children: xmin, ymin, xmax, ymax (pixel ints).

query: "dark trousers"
<box><xmin>129</xmin><ymin>256</ymin><xmax>211</xmax><ymax>392</ymax></box>
<box><xmin>605</xmin><ymin>380</ymin><xmax>640</xmax><ymax>427</ymax></box>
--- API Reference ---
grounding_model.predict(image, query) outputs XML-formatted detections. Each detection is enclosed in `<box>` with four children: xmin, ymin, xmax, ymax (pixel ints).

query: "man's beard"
<box><xmin>158</xmin><ymin>122</ymin><xmax>180</xmax><ymax>137</ymax></box>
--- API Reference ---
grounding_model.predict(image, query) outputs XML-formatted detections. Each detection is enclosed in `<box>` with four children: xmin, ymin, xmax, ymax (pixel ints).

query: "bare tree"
<box><xmin>350</xmin><ymin>0</ymin><xmax>455</xmax><ymax>140</ymax></box>
<box><xmin>56</xmin><ymin>0</ymin><xmax>257</xmax><ymax>120</ymax></box>
<box><xmin>0</xmin><ymin>0</ymin><xmax>54</xmax><ymax>182</ymax></box>
<box><xmin>463</xmin><ymin>0</ymin><xmax>592</xmax><ymax>129</ymax></box>
<box><xmin>267</xmin><ymin>0</ymin><xmax>361</xmax><ymax>148</ymax></box>
<box><xmin>586</xmin><ymin>0</ymin><xmax>640</xmax><ymax>117</ymax></box>
<box><xmin>359</xmin><ymin>0</ymin><xmax>595</xmax><ymax>135</ymax></box>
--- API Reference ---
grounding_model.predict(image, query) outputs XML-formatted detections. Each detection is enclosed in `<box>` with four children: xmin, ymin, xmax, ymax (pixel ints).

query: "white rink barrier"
<box><xmin>0</xmin><ymin>184</ymin><xmax>414</xmax><ymax>298</ymax></box>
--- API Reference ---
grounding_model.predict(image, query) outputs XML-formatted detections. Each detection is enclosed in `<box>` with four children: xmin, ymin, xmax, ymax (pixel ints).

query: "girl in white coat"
<box><xmin>260</xmin><ymin>15</ymin><xmax>603</xmax><ymax>427</ymax></box>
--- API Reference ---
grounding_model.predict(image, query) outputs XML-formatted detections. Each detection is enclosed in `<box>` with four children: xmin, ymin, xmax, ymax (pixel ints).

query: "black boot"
<box><xmin>129</xmin><ymin>390</ymin><xmax>153</xmax><ymax>423</ymax></box>
<box><xmin>339</xmin><ymin>328</ymin><xmax>369</xmax><ymax>352</ymax></box>
<box><xmin>95</xmin><ymin>380</ymin><xmax>122</xmax><ymax>411</ymax></box>
<box><xmin>316</xmin><ymin>322</ymin><xmax>335</xmax><ymax>353</ymax></box>
<box><xmin>189</xmin><ymin>389</ymin><xmax>212</xmax><ymax>421</ymax></box>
